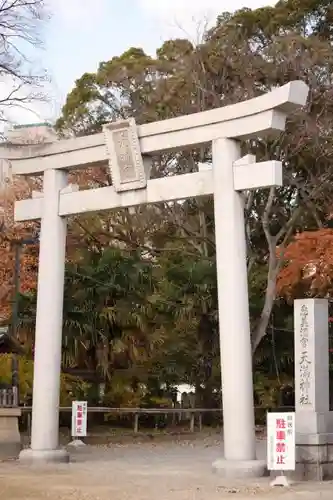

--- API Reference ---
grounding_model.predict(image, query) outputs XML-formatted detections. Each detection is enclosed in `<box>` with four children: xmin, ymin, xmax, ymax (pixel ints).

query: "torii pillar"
<box><xmin>0</xmin><ymin>81</ymin><xmax>309</xmax><ymax>475</ymax></box>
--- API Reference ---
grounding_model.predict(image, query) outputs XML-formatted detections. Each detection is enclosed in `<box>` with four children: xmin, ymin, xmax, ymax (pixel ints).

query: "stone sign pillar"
<box><xmin>295</xmin><ymin>299</ymin><xmax>329</xmax><ymax>426</ymax></box>
<box><xmin>294</xmin><ymin>299</ymin><xmax>333</xmax><ymax>480</ymax></box>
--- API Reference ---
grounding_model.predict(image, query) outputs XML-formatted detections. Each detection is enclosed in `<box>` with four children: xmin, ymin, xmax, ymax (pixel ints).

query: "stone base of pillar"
<box><xmin>271</xmin><ymin>433</ymin><xmax>333</xmax><ymax>481</ymax></box>
<box><xmin>0</xmin><ymin>408</ymin><xmax>22</xmax><ymax>460</ymax></box>
<box><xmin>19</xmin><ymin>447</ymin><xmax>69</xmax><ymax>464</ymax></box>
<box><xmin>271</xmin><ymin>459</ymin><xmax>333</xmax><ymax>481</ymax></box>
<box><xmin>212</xmin><ymin>459</ymin><xmax>267</xmax><ymax>478</ymax></box>
<box><xmin>292</xmin><ymin>437</ymin><xmax>333</xmax><ymax>481</ymax></box>
<box><xmin>293</xmin><ymin>461</ymin><xmax>333</xmax><ymax>481</ymax></box>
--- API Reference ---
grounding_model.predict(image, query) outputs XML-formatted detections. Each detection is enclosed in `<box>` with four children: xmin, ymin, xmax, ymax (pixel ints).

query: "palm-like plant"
<box><xmin>63</xmin><ymin>247</ymin><xmax>163</xmax><ymax>377</ymax></box>
<box><xmin>18</xmin><ymin>247</ymin><xmax>163</xmax><ymax>383</ymax></box>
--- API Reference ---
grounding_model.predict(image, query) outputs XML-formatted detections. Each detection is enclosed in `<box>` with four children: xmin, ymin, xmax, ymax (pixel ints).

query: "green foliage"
<box><xmin>103</xmin><ymin>376</ymin><xmax>146</xmax><ymax>408</ymax></box>
<box><xmin>0</xmin><ymin>354</ymin><xmax>86</xmax><ymax>405</ymax></box>
<box><xmin>0</xmin><ymin>354</ymin><xmax>34</xmax><ymax>402</ymax></box>
<box><xmin>20</xmin><ymin>0</ymin><xmax>333</xmax><ymax>408</ymax></box>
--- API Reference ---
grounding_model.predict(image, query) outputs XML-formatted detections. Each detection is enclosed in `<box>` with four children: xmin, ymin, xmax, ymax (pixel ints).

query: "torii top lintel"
<box><xmin>4</xmin><ymin>81</ymin><xmax>308</xmax><ymax>177</ymax></box>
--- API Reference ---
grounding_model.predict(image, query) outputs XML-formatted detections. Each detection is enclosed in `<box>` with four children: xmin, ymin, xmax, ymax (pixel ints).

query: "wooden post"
<box><xmin>198</xmin><ymin>413</ymin><xmax>202</xmax><ymax>432</ymax></box>
<box><xmin>0</xmin><ymin>389</ymin><xmax>5</xmax><ymax>406</ymax></box>
<box><xmin>190</xmin><ymin>413</ymin><xmax>195</xmax><ymax>432</ymax></box>
<box><xmin>28</xmin><ymin>411</ymin><xmax>32</xmax><ymax>436</ymax></box>
<box><xmin>133</xmin><ymin>413</ymin><xmax>139</xmax><ymax>433</ymax></box>
<box><xmin>12</xmin><ymin>386</ymin><xmax>18</xmax><ymax>407</ymax></box>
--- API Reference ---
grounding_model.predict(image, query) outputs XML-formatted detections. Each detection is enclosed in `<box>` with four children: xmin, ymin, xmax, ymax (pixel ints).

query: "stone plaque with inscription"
<box><xmin>103</xmin><ymin>118</ymin><xmax>147</xmax><ymax>193</ymax></box>
<box><xmin>294</xmin><ymin>299</ymin><xmax>329</xmax><ymax>415</ymax></box>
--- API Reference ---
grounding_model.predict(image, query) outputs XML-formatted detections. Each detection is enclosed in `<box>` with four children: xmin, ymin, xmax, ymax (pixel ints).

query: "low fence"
<box><xmin>0</xmin><ymin>387</ymin><xmax>18</xmax><ymax>407</ymax></box>
<box><xmin>21</xmin><ymin>407</ymin><xmax>218</xmax><ymax>434</ymax></box>
<box><xmin>20</xmin><ymin>405</ymin><xmax>295</xmax><ymax>435</ymax></box>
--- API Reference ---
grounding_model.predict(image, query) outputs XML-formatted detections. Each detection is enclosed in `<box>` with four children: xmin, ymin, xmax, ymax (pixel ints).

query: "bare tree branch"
<box><xmin>0</xmin><ymin>0</ymin><xmax>48</xmax><ymax>122</ymax></box>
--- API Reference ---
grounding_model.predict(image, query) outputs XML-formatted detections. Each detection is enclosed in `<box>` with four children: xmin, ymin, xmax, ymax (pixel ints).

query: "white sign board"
<box><xmin>71</xmin><ymin>401</ymin><xmax>88</xmax><ymax>438</ymax></box>
<box><xmin>267</xmin><ymin>412</ymin><xmax>295</xmax><ymax>471</ymax></box>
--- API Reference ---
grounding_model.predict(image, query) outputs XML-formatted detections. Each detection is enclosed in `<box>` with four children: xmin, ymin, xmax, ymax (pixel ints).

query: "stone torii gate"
<box><xmin>1</xmin><ymin>81</ymin><xmax>308</xmax><ymax>475</ymax></box>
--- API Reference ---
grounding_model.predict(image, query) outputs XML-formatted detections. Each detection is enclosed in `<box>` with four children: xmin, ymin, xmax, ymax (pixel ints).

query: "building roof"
<box><xmin>0</xmin><ymin>332</ymin><xmax>24</xmax><ymax>354</ymax></box>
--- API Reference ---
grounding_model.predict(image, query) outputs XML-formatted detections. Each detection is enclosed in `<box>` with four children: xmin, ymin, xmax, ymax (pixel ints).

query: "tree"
<box><xmin>138</xmin><ymin>235</ymin><xmax>217</xmax><ymax>393</ymax></box>
<box><xmin>53</xmin><ymin>1</ymin><xmax>333</xmax><ymax>367</ymax></box>
<box><xmin>200</xmin><ymin>3</ymin><xmax>333</xmax><ymax>352</ymax></box>
<box><xmin>0</xmin><ymin>176</ymin><xmax>39</xmax><ymax>323</ymax></box>
<box><xmin>0</xmin><ymin>0</ymin><xmax>48</xmax><ymax>123</ymax></box>
<box><xmin>277</xmin><ymin>228</ymin><xmax>333</xmax><ymax>301</ymax></box>
<box><xmin>0</xmin><ymin>0</ymin><xmax>48</xmax><ymax>317</ymax></box>
<box><xmin>18</xmin><ymin>246</ymin><xmax>162</xmax><ymax>375</ymax></box>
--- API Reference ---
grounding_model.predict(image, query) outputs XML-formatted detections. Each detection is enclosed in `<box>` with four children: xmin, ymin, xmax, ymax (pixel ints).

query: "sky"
<box><xmin>10</xmin><ymin>0</ymin><xmax>277</xmax><ymax>125</ymax></box>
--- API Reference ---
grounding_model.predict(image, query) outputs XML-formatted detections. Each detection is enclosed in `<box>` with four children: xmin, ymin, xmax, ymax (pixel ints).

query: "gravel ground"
<box><xmin>0</xmin><ymin>434</ymin><xmax>333</xmax><ymax>499</ymax></box>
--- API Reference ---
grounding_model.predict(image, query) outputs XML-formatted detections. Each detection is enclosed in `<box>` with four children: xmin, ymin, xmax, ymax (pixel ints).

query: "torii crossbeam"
<box><xmin>0</xmin><ymin>81</ymin><xmax>309</xmax><ymax>475</ymax></box>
